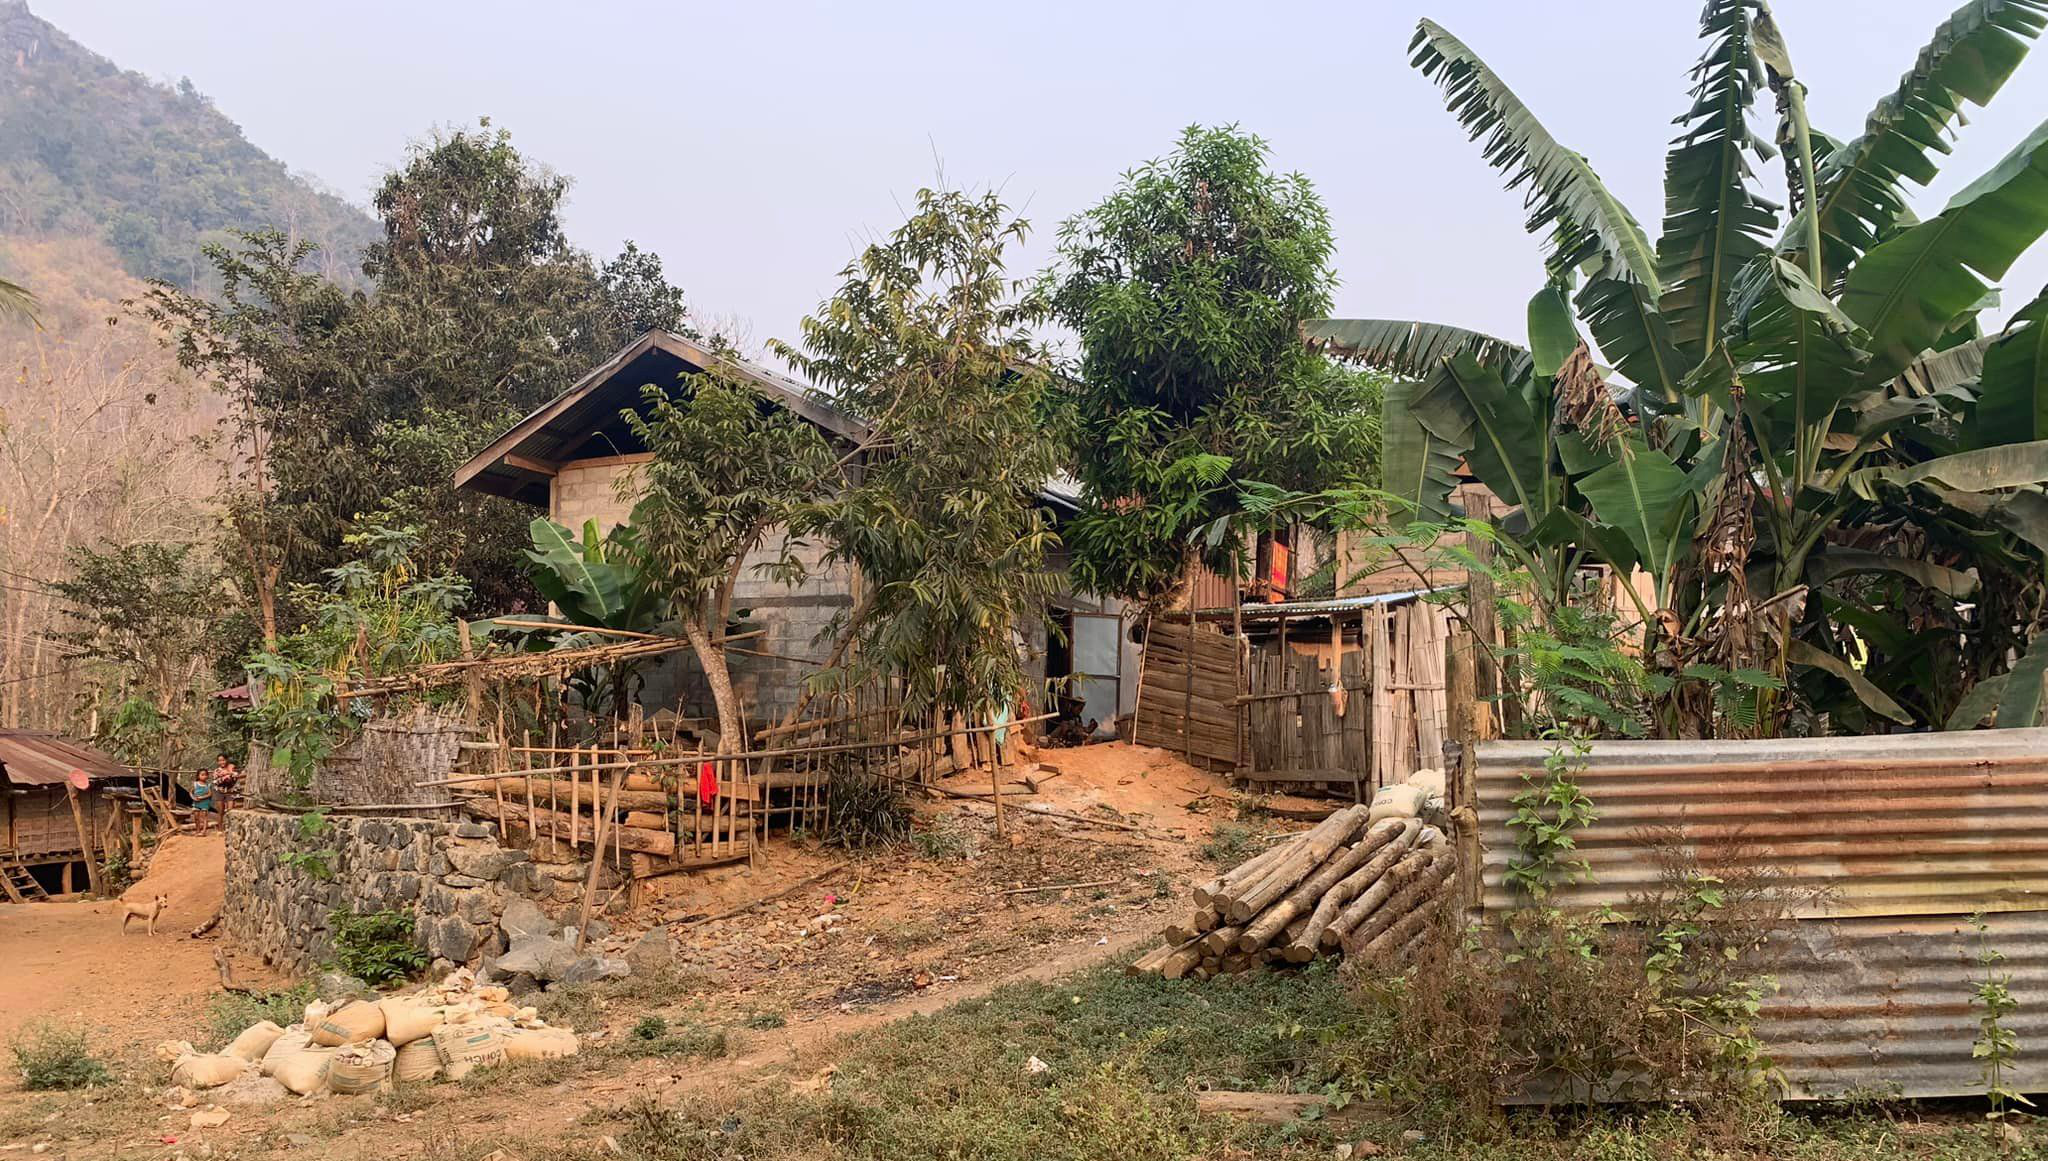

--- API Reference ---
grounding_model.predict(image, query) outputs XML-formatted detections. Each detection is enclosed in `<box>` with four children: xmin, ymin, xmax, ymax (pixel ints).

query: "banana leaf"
<box><xmin>1304</xmin><ymin>318</ymin><xmax>1532</xmax><ymax>382</ymax></box>
<box><xmin>1658</xmin><ymin>0</ymin><xmax>1780</xmax><ymax>361</ymax></box>
<box><xmin>1854</xmin><ymin>438</ymin><xmax>2048</xmax><ymax>495</ymax></box>
<box><xmin>1411</xmin><ymin>352</ymin><xmax>1552</xmax><ymax>520</ymax></box>
<box><xmin>1786</xmin><ymin>638</ymin><xmax>1914</xmax><ymax>724</ymax></box>
<box><xmin>1805</xmin><ymin>548</ymin><xmax>1978</xmax><ymax>598</ymax></box>
<box><xmin>1841</xmin><ymin>118</ymin><xmax>2048</xmax><ymax>383</ymax></box>
<box><xmin>525</xmin><ymin>517</ymin><xmax>628</xmax><ymax>626</ymax></box>
<box><xmin>1573</xmin><ymin>434</ymin><xmax>1697</xmax><ymax>590</ymax></box>
<box><xmin>1966</xmin><ymin>284</ymin><xmax>2048</xmax><ymax>444</ymax></box>
<box><xmin>1946</xmin><ymin>672</ymin><xmax>2010</xmax><ymax>729</ymax></box>
<box><xmin>1810</xmin><ymin>0</ymin><xmax>2048</xmax><ymax>278</ymax></box>
<box><xmin>1526</xmin><ymin>286</ymin><xmax>1577</xmax><ymax>378</ymax></box>
<box><xmin>1381</xmin><ymin>377</ymin><xmax>1467</xmax><ymax>523</ymax></box>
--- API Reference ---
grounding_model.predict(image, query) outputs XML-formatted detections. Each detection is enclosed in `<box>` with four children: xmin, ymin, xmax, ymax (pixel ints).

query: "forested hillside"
<box><xmin>0</xmin><ymin>0</ymin><xmax>377</xmax><ymax>288</ymax></box>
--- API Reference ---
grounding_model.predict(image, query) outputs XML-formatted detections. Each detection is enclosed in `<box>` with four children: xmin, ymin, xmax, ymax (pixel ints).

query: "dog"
<box><xmin>119</xmin><ymin>893</ymin><xmax>168</xmax><ymax>936</ymax></box>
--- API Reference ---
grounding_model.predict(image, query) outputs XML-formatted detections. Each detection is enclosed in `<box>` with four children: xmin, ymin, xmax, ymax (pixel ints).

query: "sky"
<box><xmin>34</xmin><ymin>0</ymin><xmax>2048</xmax><ymax>359</ymax></box>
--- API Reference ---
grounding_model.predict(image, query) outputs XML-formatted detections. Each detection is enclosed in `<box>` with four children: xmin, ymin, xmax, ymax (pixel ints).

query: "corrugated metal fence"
<box><xmin>1475</xmin><ymin>728</ymin><xmax>2048</xmax><ymax>1099</ymax></box>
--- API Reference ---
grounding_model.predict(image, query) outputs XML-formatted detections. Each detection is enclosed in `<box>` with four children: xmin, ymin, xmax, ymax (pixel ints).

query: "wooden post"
<box><xmin>575</xmin><ymin>766</ymin><xmax>626</xmax><ymax>948</ymax></box>
<box><xmin>1181</xmin><ymin>617</ymin><xmax>1195</xmax><ymax>764</ymax></box>
<box><xmin>458</xmin><ymin>620</ymin><xmax>481</xmax><ymax>729</ymax></box>
<box><xmin>1232</xmin><ymin>550</ymin><xmax>1247</xmax><ymax>777</ymax></box>
<box><xmin>1466</xmin><ymin>533</ymin><xmax>1500</xmax><ymax>735</ymax></box>
<box><xmin>65</xmin><ymin>784</ymin><xmax>104</xmax><ymax>896</ymax></box>
<box><xmin>1444</xmin><ymin>630</ymin><xmax>1484</xmax><ymax>915</ymax></box>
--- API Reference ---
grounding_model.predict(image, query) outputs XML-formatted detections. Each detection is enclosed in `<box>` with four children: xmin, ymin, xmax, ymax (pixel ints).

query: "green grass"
<box><xmin>1199</xmin><ymin>821</ymin><xmax>1268</xmax><ymax>867</ymax></box>
<box><xmin>550</xmin><ymin>961</ymin><xmax>2045</xmax><ymax>1161</ymax></box>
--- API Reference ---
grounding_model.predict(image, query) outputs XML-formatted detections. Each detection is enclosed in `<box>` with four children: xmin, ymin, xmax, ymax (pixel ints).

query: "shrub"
<box><xmin>1199</xmin><ymin>822</ymin><xmax>1264</xmax><ymax>867</ymax></box>
<box><xmin>330</xmin><ymin>907</ymin><xmax>428</xmax><ymax>986</ymax></box>
<box><xmin>10</xmin><ymin>1022</ymin><xmax>111</xmax><ymax>1091</ymax></box>
<box><xmin>824</xmin><ymin>766</ymin><xmax>913</xmax><ymax>849</ymax></box>
<box><xmin>206</xmin><ymin>983</ymin><xmax>315</xmax><ymax>1048</ymax></box>
<box><xmin>911</xmin><ymin>819</ymin><xmax>977</xmax><ymax>861</ymax></box>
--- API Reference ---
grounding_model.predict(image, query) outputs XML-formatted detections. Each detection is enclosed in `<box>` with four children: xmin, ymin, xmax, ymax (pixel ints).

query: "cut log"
<box><xmin>478</xmin><ymin>777</ymin><xmax>676</xmax><ymax>812</ymax></box>
<box><xmin>459</xmin><ymin>802</ymin><xmax>676</xmax><ymax>857</ymax></box>
<box><xmin>1320</xmin><ymin>846</ymin><xmax>1435</xmax><ymax>951</ymax></box>
<box><xmin>1343</xmin><ymin>851</ymin><xmax>1454</xmax><ymax>955</ymax></box>
<box><xmin>1356</xmin><ymin>884</ymin><xmax>1450</xmax><ymax>963</ymax></box>
<box><xmin>1236</xmin><ymin>818</ymin><xmax>1411</xmax><ymax>953</ymax></box>
<box><xmin>1225</xmin><ymin>805</ymin><xmax>1371</xmax><ymax>922</ymax></box>
<box><xmin>1293</xmin><ymin>820</ymin><xmax>1420</xmax><ymax>958</ymax></box>
<box><xmin>1161</xmin><ymin>940</ymin><xmax>1204</xmax><ymax>980</ymax></box>
<box><xmin>1192</xmin><ymin>1090</ymin><xmax>1380</xmax><ymax>1126</ymax></box>
<box><xmin>1162</xmin><ymin>909</ymin><xmax>1218</xmax><ymax>946</ymax></box>
<box><xmin>1193</xmin><ymin>839</ymin><xmax>1290</xmax><ymax>908</ymax></box>
<box><xmin>1199</xmin><ymin>924</ymin><xmax>1244</xmax><ymax>957</ymax></box>
<box><xmin>1128</xmin><ymin>944</ymin><xmax>1175</xmax><ymax>975</ymax></box>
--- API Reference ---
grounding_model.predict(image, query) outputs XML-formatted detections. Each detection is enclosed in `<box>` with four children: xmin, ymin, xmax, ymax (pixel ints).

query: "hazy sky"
<box><xmin>35</xmin><ymin>0</ymin><xmax>2048</xmax><ymax>359</ymax></box>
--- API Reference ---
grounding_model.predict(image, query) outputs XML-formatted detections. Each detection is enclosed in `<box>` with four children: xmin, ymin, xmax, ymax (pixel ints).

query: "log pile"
<box><xmin>1130</xmin><ymin>802</ymin><xmax>1453</xmax><ymax>980</ymax></box>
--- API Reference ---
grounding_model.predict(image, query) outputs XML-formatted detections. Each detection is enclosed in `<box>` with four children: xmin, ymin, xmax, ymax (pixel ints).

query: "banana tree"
<box><xmin>508</xmin><ymin>517</ymin><xmax>672</xmax><ymax>718</ymax></box>
<box><xmin>1310</xmin><ymin>0</ymin><xmax>2048</xmax><ymax>732</ymax></box>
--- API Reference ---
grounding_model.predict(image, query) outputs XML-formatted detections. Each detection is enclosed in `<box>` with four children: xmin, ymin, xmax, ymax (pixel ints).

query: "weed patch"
<box><xmin>9</xmin><ymin>1022</ymin><xmax>112</xmax><ymax>1091</ymax></box>
<box><xmin>205</xmin><ymin>982</ymin><xmax>315</xmax><ymax>1048</ymax></box>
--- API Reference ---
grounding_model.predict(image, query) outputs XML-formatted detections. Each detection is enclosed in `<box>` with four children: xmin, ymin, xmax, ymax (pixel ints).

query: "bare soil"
<box><xmin>0</xmin><ymin>742</ymin><xmax>1282</xmax><ymax>1159</ymax></box>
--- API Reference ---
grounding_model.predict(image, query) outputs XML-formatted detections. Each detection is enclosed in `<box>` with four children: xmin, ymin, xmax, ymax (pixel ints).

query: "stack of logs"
<box><xmin>1130</xmin><ymin>805</ymin><xmax>1453</xmax><ymax>980</ymax></box>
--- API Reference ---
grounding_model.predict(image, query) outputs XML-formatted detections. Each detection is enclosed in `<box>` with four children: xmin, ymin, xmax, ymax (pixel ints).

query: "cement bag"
<box><xmin>224</xmin><ymin>1020</ymin><xmax>286</xmax><ymax>1063</ymax></box>
<box><xmin>171</xmin><ymin>1053</ymin><xmax>248</xmax><ymax>1089</ymax></box>
<box><xmin>430</xmin><ymin>1023</ymin><xmax>505</xmax><ymax>1081</ymax></box>
<box><xmin>302</xmin><ymin>999</ymin><xmax>332</xmax><ymax>1025</ymax></box>
<box><xmin>260</xmin><ymin>1027</ymin><xmax>313</xmax><ymax>1076</ymax></box>
<box><xmin>501</xmin><ymin>1027</ymin><xmax>578</xmax><ymax>1061</ymax></box>
<box><xmin>391</xmin><ymin>1038</ymin><xmax>442</xmax><ymax>1084</ymax></box>
<box><xmin>311</xmin><ymin>1000</ymin><xmax>386</xmax><ymax>1047</ymax></box>
<box><xmin>1415</xmin><ymin>824</ymin><xmax>1447</xmax><ymax>851</ymax></box>
<box><xmin>1367</xmin><ymin>783</ymin><xmax>1425</xmax><ymax>825</ymax></box>
<box><xmin>1405</xmin><ymin>767</ymin><xmax>1446</xmax><ymax>800</ymax></box>
<box><xmin>271</xmin><ymin>1048</ymin><xmax>335</xmax><ymax>1096</ymax></box>
<box><xmin>378</xmin><ymin>999</ymin><xmax>443</xmax><ymax>1047</ymax></box>
<box><xmin>155</xmin><ymin>1039</ymin><xmax>198</xmax><ymax>1064</ymax></box>
<box><xmin>327</xmin><ymin>1040</ymin><xmax>396</xmax><ymax>1095</ymax></box>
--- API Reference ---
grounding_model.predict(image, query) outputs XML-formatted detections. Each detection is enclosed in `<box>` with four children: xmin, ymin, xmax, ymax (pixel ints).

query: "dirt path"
<box><xmin>0</xmin><ymin>833</ymin><xmax>238</xmax><ymax>1039</ymax></box>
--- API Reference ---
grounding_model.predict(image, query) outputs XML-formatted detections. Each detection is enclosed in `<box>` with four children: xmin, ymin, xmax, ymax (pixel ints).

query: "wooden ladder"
<box><xmin>0</xmin><ymin>855</ymin><xmax>47</xmax><ymax>903</ymax></box>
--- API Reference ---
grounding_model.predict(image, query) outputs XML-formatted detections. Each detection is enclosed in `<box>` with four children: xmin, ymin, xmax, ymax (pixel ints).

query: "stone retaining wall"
<box><xmin>223</xmin><ymin>808</ymin><xmax>594</xmax><ymax>976</ymax></box>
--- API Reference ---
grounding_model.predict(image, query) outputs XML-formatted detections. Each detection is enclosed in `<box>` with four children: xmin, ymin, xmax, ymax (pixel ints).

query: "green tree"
<box><xmin>1040</xmin><ymin>125</ymin><xmax>1382</xmax><ymax>605</ymax></box>
<box><xmin>1310</xmin><ymin>1</ymin><xmax>2048</xmax><ymax>734</ymax></box>
<box><xmin>622</xmin><ymin>373</ymin><xmax>836</xmax><ymax>751</ymax></box>
<box><xmin>50</xmin><ymin>541</ymin><xmax>227</xmax><ymax>764</ymax></box>
<box><xmin>143</xmin><ymin>121</ymin><xmax>691</xmax><ymax>632</ymax></box>
<box><xmin>777</xmin><ymin>187</ymin><xmax>1063</xmax><ymax>725</ymax></box>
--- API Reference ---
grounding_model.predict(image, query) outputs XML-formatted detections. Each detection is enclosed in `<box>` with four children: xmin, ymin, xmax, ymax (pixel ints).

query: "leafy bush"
<box><xmin>618</xmin><ymin>1022</ymin><xmax>729</xmax><ymax>1060</ymax></box>
<box><xmin>823</xmin><ymin>765</ymin><xmax>913</xmax><ymax>849</ymax></box>
<box><xmin>330</xmin><ymin>908</ymin><xmax>428</xmax><ymax>987</ymax></box>
<box><xmin>10</xmin><ymin>1022</ymin><xmax>111</xmax><ymax>1091</ymax></box>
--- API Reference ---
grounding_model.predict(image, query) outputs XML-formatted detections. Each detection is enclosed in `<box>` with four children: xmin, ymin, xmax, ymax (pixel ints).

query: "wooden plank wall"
<box><xmin>1133</xmin><ymin>619</ymin><xmax>1241</xmax><ymax>772</ymax></box>
<box><xmin>1243</xmin><ymin>600</ymin><xmax>1458</xmax><ymax>798</ymax></box>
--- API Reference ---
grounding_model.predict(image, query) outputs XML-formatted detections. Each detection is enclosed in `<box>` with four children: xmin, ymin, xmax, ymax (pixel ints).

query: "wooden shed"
<box><xmin>0</xmin><ymin>729</ymin><xmax>132</xmax><ymax>899</ymax></box>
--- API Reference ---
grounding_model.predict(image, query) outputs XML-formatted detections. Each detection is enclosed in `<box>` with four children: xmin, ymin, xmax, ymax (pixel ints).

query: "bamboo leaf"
<box><xmin>1787</xmin><ymin>638</ymin><xmax>1914</xmax><ymax>724</ymax></box>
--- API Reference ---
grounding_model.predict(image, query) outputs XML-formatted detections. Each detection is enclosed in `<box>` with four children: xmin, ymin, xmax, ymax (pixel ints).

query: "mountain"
<box><xmin>0</xmin><ymin>0</ymin><xmax>378</xmax><ymax>289</ymax></box>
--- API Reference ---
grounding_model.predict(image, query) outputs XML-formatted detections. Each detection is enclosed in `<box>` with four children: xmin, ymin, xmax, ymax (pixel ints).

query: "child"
<box><xmin>190</xmin><ymin>768</ymin><xmax>215</xmax><ymax>832</ymax></box>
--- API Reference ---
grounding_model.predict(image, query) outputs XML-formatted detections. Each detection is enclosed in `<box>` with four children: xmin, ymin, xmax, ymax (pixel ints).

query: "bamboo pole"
<box><xmin>65</xmin><ymin>783</ymin><xmax>104</xmax><ymax>896</ymax></box>
<box><xmin>576</xmin><ymin>766</ymin><xmax>626</xmax><ymax>949</ymax></box>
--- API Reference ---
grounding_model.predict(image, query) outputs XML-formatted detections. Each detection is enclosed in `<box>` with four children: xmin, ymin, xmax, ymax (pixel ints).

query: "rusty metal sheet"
<box><xmin>1763</xmin><ymin>911</ymin><xmax>2048</xmax><ymax>1099</ymax></box>
<box><xmin>0</xmin><ymin>729</ymin><xmax>128</xmax><ymax>789</ymax></box>
<box><xmin>1476</xmin><ymin>728</ymin><xmax>2048</xmax><ymax>919</ymax></box>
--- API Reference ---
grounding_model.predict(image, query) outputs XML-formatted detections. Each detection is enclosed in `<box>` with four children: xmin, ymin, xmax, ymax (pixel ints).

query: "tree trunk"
<box><xmin>683</xmin><ymin>618</ymin><xmax>745</xmax><ymax>754</ymax></box>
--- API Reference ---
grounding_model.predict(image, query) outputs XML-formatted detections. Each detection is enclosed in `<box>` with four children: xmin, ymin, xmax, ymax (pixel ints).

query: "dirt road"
<box><xmin>0</xmin><ymin>833</ymin><xmax>233</xmax><ymax>1039</ymax></box>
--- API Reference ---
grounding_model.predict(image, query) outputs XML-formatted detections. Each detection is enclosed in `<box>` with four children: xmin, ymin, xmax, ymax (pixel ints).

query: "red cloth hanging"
<box><xmin>698</xmin><ymin>760</ymin><xmax>718</xmax><ymax>806</ymax></box>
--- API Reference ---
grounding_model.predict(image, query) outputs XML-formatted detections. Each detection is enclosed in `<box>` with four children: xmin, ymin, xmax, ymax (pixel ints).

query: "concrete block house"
<box><xmin>455</xmin><ymin>329</ymin><xmax>1136</xmax><ymax>733</ymax></box>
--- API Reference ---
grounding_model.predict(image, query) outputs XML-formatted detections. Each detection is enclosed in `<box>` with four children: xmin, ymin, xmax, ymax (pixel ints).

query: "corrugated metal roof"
<box><xmin>1475</xmin><ymin>728</ymin><xmax>2048</xmax><ymax>1100</ymax></box>
<box><xmin>1476</xmin><ymin>728</ymin><xmax>2048</xmax><ymax>919</ymax></box>
<box><xmin>0</xmin><ymin>729</ymin><xmax>128</xmax><ymax>788</ymax></box>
